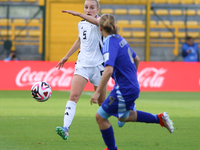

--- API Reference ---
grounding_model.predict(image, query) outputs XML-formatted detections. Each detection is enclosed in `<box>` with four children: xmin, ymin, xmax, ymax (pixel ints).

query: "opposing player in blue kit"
<box><xmin>90</xmin><ymin>14</ymin><xmax>175</xmax><ymax>150</ymax></box>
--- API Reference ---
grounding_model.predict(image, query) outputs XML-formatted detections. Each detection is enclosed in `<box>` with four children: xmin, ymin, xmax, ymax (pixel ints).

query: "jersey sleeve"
<box><xmin>131</xmin><ymin>48</ymin><xmax>137</xmax><ymax>58</ymax></box>
<box><xmin>102</xmin><ymin>38</ymin><xmax>119</xmax><ymax>67</ymax></box>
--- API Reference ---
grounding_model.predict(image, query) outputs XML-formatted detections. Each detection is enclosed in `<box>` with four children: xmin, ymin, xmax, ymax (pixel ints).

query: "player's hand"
<box><xmin>90</xmin><ymin>92</ymin><xmax>100</xmax><ymax>105</ymax></box>
<box><xmin>187</xmin><ymin>50</ymin><xmax>191</xmax><ymax>53</ymax></box>
<box><xmin>62</xmin><ymin>10</ymin><xmax>80</xmax><ymax>16</ymax></box>
<box><xmin>56</xmin><ymin>57</ymin><xmax>68</xmax><ymax>70</ymax></box>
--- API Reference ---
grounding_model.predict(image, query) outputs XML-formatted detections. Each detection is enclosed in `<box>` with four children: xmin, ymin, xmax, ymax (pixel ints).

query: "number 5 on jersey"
<box><xmin>83</xmin><ymin>31</ymin><xmax>87</xmax><ymax>39</ymax></box>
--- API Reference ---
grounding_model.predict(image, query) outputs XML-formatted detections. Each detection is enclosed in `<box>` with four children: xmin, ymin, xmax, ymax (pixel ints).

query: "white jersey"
<box><xmin>77</xmin><ymin>17</ymin><xmax>104</xmax><ymax>67</ymax></box>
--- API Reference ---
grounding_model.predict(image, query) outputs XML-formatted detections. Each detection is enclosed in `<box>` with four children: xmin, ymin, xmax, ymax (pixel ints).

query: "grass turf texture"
<box><xmin>0</xmin><ymin>91</ymin><xmax>199</xmax><ymax>150</ymax></box>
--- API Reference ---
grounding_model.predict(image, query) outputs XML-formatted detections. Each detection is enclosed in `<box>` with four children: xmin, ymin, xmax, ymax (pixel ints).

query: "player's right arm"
<box><xmin>62</xmin><ymin>10</ymin><xmax>99</xmax><ymax>26</ymax></box>
<box><xmin>56</xmin><ymin>38</ymin><xmax>80</xmax><ymax>70</ymax></box>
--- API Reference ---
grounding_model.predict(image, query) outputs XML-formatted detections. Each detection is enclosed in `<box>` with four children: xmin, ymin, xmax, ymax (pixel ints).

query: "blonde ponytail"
<box><xmin>99</xmin><ymin>14</ymin><xmax>118</xmax><ymax>34</ymax></box>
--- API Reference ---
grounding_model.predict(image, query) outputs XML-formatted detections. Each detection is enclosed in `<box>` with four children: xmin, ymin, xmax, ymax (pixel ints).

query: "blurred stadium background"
<box><xmin>0</xmin><ymin>0</ymin><xmax>200</xmax><ymax>62</ymax></box>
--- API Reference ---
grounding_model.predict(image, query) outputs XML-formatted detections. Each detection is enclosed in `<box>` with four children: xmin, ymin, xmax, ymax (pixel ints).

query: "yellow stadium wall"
<box><xmin>45</xmin><ymin>0</ymin><xmax>84</xmax><ymax>61</ymax></box>
<box><xmin>45</xmin><ymin>0</ymin><xmax>148</xmax><ymax>61</ymax></box>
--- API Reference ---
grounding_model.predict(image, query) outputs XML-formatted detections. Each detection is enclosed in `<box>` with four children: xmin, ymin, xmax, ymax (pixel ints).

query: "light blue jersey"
<box><xmin>99</xmin><ymin>34</ymin><xmax>140</xmax><ymax>118</ymax></box>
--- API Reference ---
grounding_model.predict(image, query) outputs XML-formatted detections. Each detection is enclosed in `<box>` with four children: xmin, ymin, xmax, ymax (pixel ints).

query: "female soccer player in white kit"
<box><xmin>55</xmin><ymin>0</ymin><xmax>106</xmax><ymax>140</ymax></box>
<box><xmin>90</xmin><ymin>14</ymin><xmax>174</xmax><ymax>150</ymax></box>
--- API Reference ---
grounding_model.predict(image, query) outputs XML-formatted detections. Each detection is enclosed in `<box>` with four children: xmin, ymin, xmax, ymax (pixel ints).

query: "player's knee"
<box><xmin>95</xmin><ymin>113</ymin><xmax>102</xmax><ymax>124</ymax></box>
<box><xmin>69</xmin><ymin>92</ymin><xmax>81</xmax><ymax>102</ymax></box>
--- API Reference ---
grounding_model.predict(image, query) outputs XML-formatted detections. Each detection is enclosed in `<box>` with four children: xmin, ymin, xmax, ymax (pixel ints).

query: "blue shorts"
<box><xmin>98</xmin><ymin>89</ymin><xmax>139</xmax><ymax>119</ymax></box>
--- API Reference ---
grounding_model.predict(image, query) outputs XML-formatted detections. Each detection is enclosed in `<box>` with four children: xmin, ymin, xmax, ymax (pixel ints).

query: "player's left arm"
<box><xmin>90</xmin><ymin>65</ymin><xmax>113</xmax><ymax>105</ymax></box>
<box><xmin>62</xmin><ymin>10</ymin><xmax>99</xmax><ymax>25</ymax></box>
<box><xmin>90</xmin><ymin>38</ymin><xmax>117</xmax><ymax>104</ymax></box>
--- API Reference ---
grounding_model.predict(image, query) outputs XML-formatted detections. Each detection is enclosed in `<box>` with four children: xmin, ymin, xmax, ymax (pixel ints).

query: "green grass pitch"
<box><xmin>0</xmin><ymin>91</ymin><xmax>200</xmax><ymax>150</ymax></box>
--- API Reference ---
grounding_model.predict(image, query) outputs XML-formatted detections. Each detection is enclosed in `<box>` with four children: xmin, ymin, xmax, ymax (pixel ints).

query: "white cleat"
<box><xmin>158</xmin><ymin>112</ymin><xmax>174</xmax><ymax>134</ymax></box>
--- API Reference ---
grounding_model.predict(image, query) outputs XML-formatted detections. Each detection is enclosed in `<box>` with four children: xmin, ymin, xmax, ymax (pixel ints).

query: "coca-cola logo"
<box><xmin>105</xmin><ymin>67</ymin><xmax>167</xmax><ymax>88</ymax></box>
<box><xmin>138</xmin><ymin>67</ymin><xmax>167</xmax><ymax>88</ymax></box>
<box><xmin>15</xmin><ymin>66</ymin><xmax>74</xmax><ymax>87</ymax></box>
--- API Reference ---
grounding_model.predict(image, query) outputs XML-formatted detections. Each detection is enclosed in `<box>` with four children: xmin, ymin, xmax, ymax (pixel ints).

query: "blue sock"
<box><xmin>100</xmin><ymin>126</ymin><xmax>117</xmax><ymax>150</ymax></box>
<box><xmin>136</xmin><ymin>110</ymin><xmax>159</xmax><ymax>123</ymax></box>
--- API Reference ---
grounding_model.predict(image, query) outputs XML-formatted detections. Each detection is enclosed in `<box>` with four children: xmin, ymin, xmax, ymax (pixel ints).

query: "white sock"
<box><xmin>63</xmin><ymin>100</ymin><xmax>77</xmax><ymax>129</ymax></box>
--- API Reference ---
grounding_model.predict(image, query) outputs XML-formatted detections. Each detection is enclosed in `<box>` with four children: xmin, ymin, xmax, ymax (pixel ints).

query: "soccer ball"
<box><xmin>31</xmin><ymin>81</ymin><xmax>52</xmax><ymax>102</ymax></box>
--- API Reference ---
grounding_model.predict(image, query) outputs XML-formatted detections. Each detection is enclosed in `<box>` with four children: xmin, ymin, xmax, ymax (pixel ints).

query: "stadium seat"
<box><xmin>195</xmin><ymin>0</ymin><xmax>200</xmax><ymax>4</ymax></box>
<box><xmin>0</xmin><ymin>30</ymin><xmax>12</xmax><ymax>36</ymax></box>
<box><xmin>0</xmin><ymin>0</ymin><xmax>9</xmax><ymax>1</ymax></box>
<box><xmin>155</xmin><ymin>9</ymin><xmax>169</xmax><ymax>16</ymax></box>
<box><xmin>29</xmin><ymin>30</ymin><xmax>40</xmax><ymax>36</ymax></box>
<box><xmin>181</xmin><ymin>0</ymin><xmax>194</xmax><ymax>4</ymax></box>
<box><xmin>115</xmin><ymin>9</ymin><xmax>127</xmax><ymax>15</ymax></box>
<box><xmin>153</xmin><ymin>0</ymin><xmax>167</xmax><ymax>4</ymax></box>
<box><xmin>160</xmin><ymin>32</ymin><xmax>173</xmax><ymax>38</ymax></box>
<box><xmin>197</xmin><ymin>10</ymin><xmax>200</xmax><ymax>15</ymax></box>
<box><xmin>150</xmin><ymin>32</ymin><xmax>159</xmax><ymax>38</ymax></box>
<box><xmin>117</xmin><ymin>20</ymin><xmax>129</xmax><ymax>25</ymax></box>
<box><xmin>187</xmin><ymin>32</ymin><xmax>199</xmax><ymax>38</ymax></box>
<box><xmin>27</xmin><ymin>19</ymin><xmax>40</xmax><ymax>24</ymax></box>
<box><xmin>38</xmin><ymin>0</ymin><xmax>44</xmax><ymax>6</ymax></box>
<box><xmin>132</xmin><ymin>31</ymin><xmax>145</xmax><ymax>38</ymax></box>
<box><xmin>176</xmin><ymin>32</ymin><xmax>186</xmax><ymax>38</ymax></box>
<box><xmin>172</xmin><ymin>21</ymin><xmax>185</xmax><ymax>25</ymax></box>
<box><xmin>128</xmin><ymin>9</ymin><xmax>141</xmax><ymax>15</ymax></box>
<box><xmin>158</xmin><ymin>20</ymin><xmax>171</xmax><ymax>25</ymax></box>
<box><xmin>130</xmin><ymin>20</ymin><xmax>144</xmax><ymax>25</ymax></box>
<box><xmin>184</xmin><ymin>10</ymin><xmax>196</xmax><ymax>16</ymax></box>
<box><xmin>170</xmin><ymin>10</ymin><xmax>182</xmax><ymax>16</ymax></box>
<box><xmin>121</xmin><ymin>31</ymin><xmax>132</xmax><ymax>38</ymax></box>
<box><xmin>142</xmin><ymin>10</ymin><xmax>154</xmax><ymax>15</ymax></box>
<box><xmin>135</xmin><ymin>0</ymin><xmax>147</xmax><ymax>4</ymax></box>
<box><xmin>13</xmin><ymin>19</ymin><xmax>26</xmax><ymax>23</ymax></box>
<box><xmin>101</xmin><ymin>9</ymin><xmax>113</xmax><ymax>14</ymax></box>
<box><xmin>15</xmin><ymin>30</ymin><xmax>27</xmax><ymax>36</ymax></box>
<box><xmin>11</xmin><ymin>0</ymin><xmax>22</xmax><ymax>1</ymax></box>
<box><xmin>186</xmin><ymin>21</ymin><xmax>198</xmax><ymax>26</ymax></box>
<box><xmin>150</xmin><ymin>20</ymin><xmax>157</xmax><ymax>25</ymax></box>
<box><xmin>39</xmin><ymin>18</ymin><xmax>43</xmax><ymax>23</ymax></box>
<box><xmin>0</xmin><ymin>18</ymin><xmax>12</xmax><ymax>23</ymax></box>
<box><xmin>167</xmin><ymin>0</ymin><xmax>180</xmax><ymax>4</ymax></box>
<box><xmin>24</xmin><ymin>0</ymin><xmax>37</xmax><ymax>2</ymax></box>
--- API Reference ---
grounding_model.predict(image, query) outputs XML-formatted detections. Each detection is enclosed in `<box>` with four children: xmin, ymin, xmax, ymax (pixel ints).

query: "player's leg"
<box><xmin>64</xmin><ymin>75</ymin><xmax>88</xmax><ymax>127</ymax></box>
<box><xmin>96</xmin><ymin>107</ymin><xmax>118</xmax><ymax>150</ymax></box>
<box><xmin>119</xmin><ymin>110</ymin><xmax>174</xmax><ymax>133</ymax></box>
<box><xmin>124</xmin><ymin>110</ymin><xmax>159</xmax><ymax>123</ymax></box>
<box><xmin>56</xmin><ymin>75</ymin><xmax>88</xmax><ymax>140</ymax></box>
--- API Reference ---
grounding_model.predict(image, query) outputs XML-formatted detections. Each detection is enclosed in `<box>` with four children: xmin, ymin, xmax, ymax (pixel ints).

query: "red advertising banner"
<box><xmin>0</xmin><ymin>61</ymin><xmax>200</xmax><ymax>91</ymax></box>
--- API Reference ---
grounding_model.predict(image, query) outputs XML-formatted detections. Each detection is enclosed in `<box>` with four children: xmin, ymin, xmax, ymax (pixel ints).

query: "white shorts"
<box><xmin>74</xmin><ymin>64</ymin><xmax>104</xmax><ymax>86</ymax></box>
